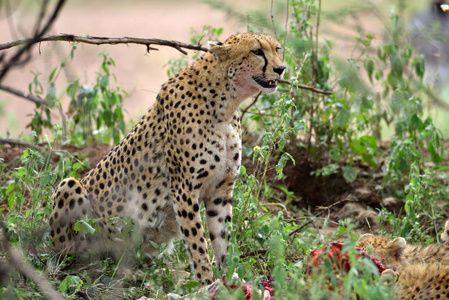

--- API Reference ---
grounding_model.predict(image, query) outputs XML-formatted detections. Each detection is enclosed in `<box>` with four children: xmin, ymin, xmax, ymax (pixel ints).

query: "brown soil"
<box><xmin>1</xmin><ymin>142</ymin><xmax>111</xmax><ymax>178</ymax></box>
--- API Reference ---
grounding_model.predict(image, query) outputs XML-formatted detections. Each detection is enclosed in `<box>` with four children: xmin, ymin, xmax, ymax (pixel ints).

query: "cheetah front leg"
<box><xmin>204</xmin><ymin>180</ymin><xmax>234</xmax><ymax>267</ymax></box>
<box><xmin>171</xmin><ymin>187</ymin><xmax>213</xmax><ymax>285</ymax></box>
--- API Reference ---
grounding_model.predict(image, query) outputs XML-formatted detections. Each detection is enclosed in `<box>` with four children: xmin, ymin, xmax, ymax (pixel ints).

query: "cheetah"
<box><xmin>356</xmin><ymin>234</ymin><xmax>408</xmax><ymax>272</ymax></box>
<box><xmin>357</xmin><ymin>234</ymin><xmax>449</xmax><ymax>269</ymax></box>
<box><xmin>357</xmin><ymin>234</ymin><xmax>449</xmax><ymax>300</ymax></box>
<box><xmin>49</xmin><ymin>32</ymin><xmax>285</xmax><ymax>284</ymax></box>
<box><xmin>393</xmin><ymin>263</ymin><xmax>449</xmax><ymax>300</ymax></box>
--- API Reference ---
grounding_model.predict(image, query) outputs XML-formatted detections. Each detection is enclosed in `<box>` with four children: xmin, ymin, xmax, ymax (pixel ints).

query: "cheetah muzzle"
<box><xmin>49</xmin><ymin>32</ymin><xmax>285</xmax><ymax>285</ymax></box>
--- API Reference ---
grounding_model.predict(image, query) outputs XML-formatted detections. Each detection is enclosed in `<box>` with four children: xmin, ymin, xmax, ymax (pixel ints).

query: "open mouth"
<box><xmin>253</xmin><ymin>76</ymin><xmax>277</xmax><ymax>89</ymax></box>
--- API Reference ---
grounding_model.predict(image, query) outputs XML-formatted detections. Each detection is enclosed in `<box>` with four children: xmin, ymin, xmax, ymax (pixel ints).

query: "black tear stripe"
<box><xmin>257</xmin><ymin>40</ymin><xmax>268</xmax><ymax>74</ymax></box>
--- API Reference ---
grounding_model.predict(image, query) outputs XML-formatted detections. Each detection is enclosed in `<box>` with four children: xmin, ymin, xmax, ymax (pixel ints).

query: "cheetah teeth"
<box><xmin>253</xmin><ymin>76</ymin><xmax>277</xmax><ymax>88</ymax></box>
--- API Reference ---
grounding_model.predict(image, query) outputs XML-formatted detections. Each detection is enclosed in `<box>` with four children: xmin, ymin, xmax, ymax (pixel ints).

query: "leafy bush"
<box><xmin>28</xmin><ymin>46</ymin><xmax>127</xmax><ymax>146</ymax></box>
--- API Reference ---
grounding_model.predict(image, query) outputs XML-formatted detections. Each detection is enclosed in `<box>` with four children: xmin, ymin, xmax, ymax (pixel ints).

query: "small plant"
<box><xmin>27</xmin><ymin>45</ymin><xmax>128</xmax><ymax>146</ymax></box>
<box><xmin>66</xmin><ymin>53</ymin><xmax>127</xmax><ymax>145</ymax></box>
<box><xmin>1</xmin><ymin>146</ymin><xmax>55</xmax><ymax>246</ymax></box>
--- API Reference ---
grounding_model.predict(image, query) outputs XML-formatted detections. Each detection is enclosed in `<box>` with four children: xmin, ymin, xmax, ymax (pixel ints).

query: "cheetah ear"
<box><xmin>357</xmin><ymin>233</ymin><xmax>375</xmax><ymax>242</ymax></box>
<box><xmin>386</xmin><ymin>237</ymin><xmax>406</xmax><ymax>257</ymax></box>
<box><xmin>380</xmin><ymin>269</ymin><xmax>399</xmax><ymax>280</ymax></box>
<box><xmin>208</xmin><ymin>41</ymin><xmax>231</xmax><ymax>60</ymax></box>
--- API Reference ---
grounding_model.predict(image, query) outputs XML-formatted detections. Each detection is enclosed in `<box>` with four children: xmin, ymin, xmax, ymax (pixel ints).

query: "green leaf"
<box><xmin>276</xmin><ymin>152</ymin><xmax>295</xmax><ymax>179</ymax></box>
<box><xmin>342</xmin><ymin>166</ymin><xmax>357</xmax><ymax>183</ymax></box>
<box><xmin>59</xmin><ymin>275</ymin><xmax>82</xmax><ymax>295</ymax></box>
<box><xmin>362</xmin><ymin>153</ymin><xmax>377</xmax><ymax>168</ymax></box>
<box><xmin>350</xmin><ymin>138</ymin><xmax>367</xmax><ymax>155</ymax></box>
<box><xmin>364</xmin><ymin>59</ymin><xmax>374</xmax><ymax>82</ymax></box>
<box><xmin>360</xmin><ymin>136</ymin><xmax>378</xmax><ymax>151</ymax></box>
<box><xmin>412</xmin><ymin>56</ymin><xmax>425</xmax><ymax>79</ymax></box>
<box><xmin>100</xmin><ymin>74</ymin><xmax>109</xmax><ymax>89</ymax></box>
<box><xmin>409</xmin><ymin>114</ymin><xmax>423</xmax><ymax>131</ymax></box>
<box><xmin>427</xmin><ymin>142</ymin><xmax>442</xmax><ymax>164</ymax></box>
<box><xmin>16</xmin><ymin>167</ymin><xmax>27</xmax><ymax>177</ymax></box>
<box><xmin>48</xmin><ymin>66</ymin><xmax>58</xmax><ymax>82</ymax></box>
<box><xmin>73</xmin><ymin>219</ymin><xmax>97</xmax><ymax>234</ymax></box>
<box><xmin>46</xmin><ymin>84</ymin><xmax>56</xmax><ymax>101</ymax></box>
<box><xmin>294</xmin><ymin>120</ymin><xmax>306</xmax><ymax>132</ymax></box>
<box><xmin>329</xmin><ymin>149</ymin><xmax>341</xmax><ymax>161</ymax></box>
<box><xmin>334</xmin><ymin>109</ymin><xmax>350</xmax><ymax>127</ymax></box>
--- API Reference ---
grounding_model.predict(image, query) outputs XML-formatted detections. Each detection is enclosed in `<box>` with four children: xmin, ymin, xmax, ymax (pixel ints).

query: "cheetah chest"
<box><xmin>199</xmin><ymin>122</ymin><xmax>241</xmax><ymax>199</ymax></box>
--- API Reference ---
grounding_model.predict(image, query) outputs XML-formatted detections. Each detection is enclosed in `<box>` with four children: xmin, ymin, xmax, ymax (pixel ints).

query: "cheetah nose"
<box><xmin>273</xmin><ymin>66</ymin><xmax>286</xmax><ymax>76</ymax></box>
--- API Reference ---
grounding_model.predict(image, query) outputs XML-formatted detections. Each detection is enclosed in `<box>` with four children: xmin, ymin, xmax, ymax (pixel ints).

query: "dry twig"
<box><xmin>0</xmin><ymin>83</ymin><xmax>49</xmax><ymax>106</ymax></box>
<box><xmin>0</xmin><ymin>34</ymin><xmax>208</xmax><ymax>55</ymax></box>
<box><xmin>0</xmin><ymin>0</ymin><xmax>67</xmax><ymax>81</ymax></box>
<box><xmin>0</xmin><ymin>138</ymin><xmax>38</xmax><ymax>150</ymax></box>
<box><xmin>0</xmin><ymin>225</ymin><xmax>62</xmax><ymax>300</ymax></box>
<box><xmin>288</xmin><ymin>195</ymin><xmax>357</xmax><ymax>237</ymax></box>
<box><xmin>240</xmin><ymin>249</ymin><xmax>268</xmax><ymax>259</ymax></box>
<box><xmin>278</xmin><ymin>78</ymin><xmax>333</xmax><ymax>95</ymax></box>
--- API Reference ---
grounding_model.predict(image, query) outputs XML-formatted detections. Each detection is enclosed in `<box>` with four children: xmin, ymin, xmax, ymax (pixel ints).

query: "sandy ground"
<box><xmin>0</xmin><ymin>0</ymin><xmax>247</xmax><ymax>137</ymax></box>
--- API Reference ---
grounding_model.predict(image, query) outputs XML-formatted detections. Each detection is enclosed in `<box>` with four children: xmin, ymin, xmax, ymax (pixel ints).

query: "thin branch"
<box><xmin>240</xmin><ymin>79</ymin><xmax>332</xmax><ymax>120</ymax></box>
<box><xmin>0</xmin><ymin>0</ymin><xmax>66</xmax><ymax>81</ymax></box>
<box><xmin>288</xmin><ymin>195</ymin><xmax>357</xmax><ymax>237</ymax></box>
<box><xmin>0</xmin><ymin>225</ymin><xmax>62</xmax><ymax>300</ymax></box>
<box><xmin>0</xmin><ymin>83</ymin><xmax>49</xmax><ymax>106</ymax></box>
<box><xmin>0</xmin><ymin>138</ymin><xmax>39</xmax><ymax>150</ymax></box>
<box><xmin>270</xmin><ymin>0</ymin><xmax>279</xmax><ymax>41</ymax></box>
<box><xmin>33</xmin><ymin>0</ymin><xmax>50</xmax><ymax>38</ymax></box>
<box><xmin>240</xmin><ymin>91</ymin><xmax>262</xmax><ymax>120</ymax></box>
<box><xmin>282</xmin><ymin>0</ymin><xmax>290</xmax><ymax>61</ymax></box>
<box><xmin>240</xmin><ymin>249</ymin><xmax>267</xmax><ymax>259</ymax></box>
<box><xmin>278</xmin><ymin>78</ymin><xmax>333</xmax><ymax>95</ymax></box>
<box><xmin>0</xmin><ymin>34</ymin><xmax>209</xmax><ymax>55</ymax></box>
<box><xmin>4</xmin><ymin>0</ymin><xmax>18</xmax><ymax>41</ymax></box>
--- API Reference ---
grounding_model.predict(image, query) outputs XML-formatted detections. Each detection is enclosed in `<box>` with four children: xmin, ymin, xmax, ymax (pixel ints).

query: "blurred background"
<box><xmin>0</xmin><ymin>0</ymin><xmax>447</xmax><ymax>138</ymax></box>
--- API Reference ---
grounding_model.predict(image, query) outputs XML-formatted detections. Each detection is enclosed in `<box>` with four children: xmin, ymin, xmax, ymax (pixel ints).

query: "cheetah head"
<box><xmin>356</xmin><ymin>234</ymin><xmax>408</xmax><ymax>271</ymax></box>
<box><xmin>208</xmin><ymin>32</ymin><xmax>285</xmax><ymax>96</ymax></box>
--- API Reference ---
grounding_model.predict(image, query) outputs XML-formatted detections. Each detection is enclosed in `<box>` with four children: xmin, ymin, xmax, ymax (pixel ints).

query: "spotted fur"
<box><xmin>357</xmin><ymin>234</ymin><xmax>449</xmax><ymax>299</ymax></box>
<box><xmin>49</xmin><ymin>32</ymin><xmax>285</xmax><ymax>284</ymax></box>
<box><xmin>441</xmin><ymin>219</ymin><xmax>449</xmax><ymax>244</ymax></box>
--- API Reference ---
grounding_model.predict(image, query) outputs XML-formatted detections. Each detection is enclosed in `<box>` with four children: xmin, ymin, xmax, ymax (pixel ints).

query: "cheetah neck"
<box><xmin>188</xmin><ymin>52</ymin><xmax>258</xmax><ymax>122</ymax></box>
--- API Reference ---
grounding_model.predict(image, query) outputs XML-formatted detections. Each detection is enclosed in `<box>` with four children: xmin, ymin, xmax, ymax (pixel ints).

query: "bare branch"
<box><xmin>0</xmin><ymin>83</ymin><xmax>49</xmax><ymax>106</ymax></box>
<box><xmin>0</xmin><ymin>34</ymin><xmax>209</xmax><ymax>55</ymax></box>
<box><xmin>278</xmin><ymin>78</ymin><xmax>333</xmax><ymax>95</ymax></box>
<box><xmin>0</xmin><ymin>0</ymin><xmax>67</xmax><ymax>81</ymax></box>
<box><xmin>240</xmin><ymin>79</ymin><xmax>332</xmax><ymax>120</ymax></box>
<box><xmin>240</xmin><ymin>249</ymin><xmax>267</xmax><ymax>259</ymax></box>
<box><xmin>240</xmin><ymin>91</ymin><xmax>262</xmax><ymax>121</ymax></box>
<box><xmin>0</xmin><ymin>225</ymin><xmax>62</xmax><ymax>300</ymax></box>
<box><xmin>0</xmin><ymin>138</ymin><xmax>39</xmax><ymax>149</ymax></box>
<box><xmin>288</xmin><ymin>195</ymin><xmax>357</xmax><ymax>237</ymax></box>
<box><xmin>33</xmin><ymin>0</ymin><xmax>50</xmax><ymax>38</ymax></box>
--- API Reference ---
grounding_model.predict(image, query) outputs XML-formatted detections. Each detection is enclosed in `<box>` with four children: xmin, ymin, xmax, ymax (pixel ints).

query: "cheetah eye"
<box><xmin>275</xmin><ymin>47</ymin><xmax>281</xmax><ymax>53</ymax></box>
<box><xmin>251</xmin><ymin>49</ymin><xmax>264</xmax><ymax>56</ymax></box>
